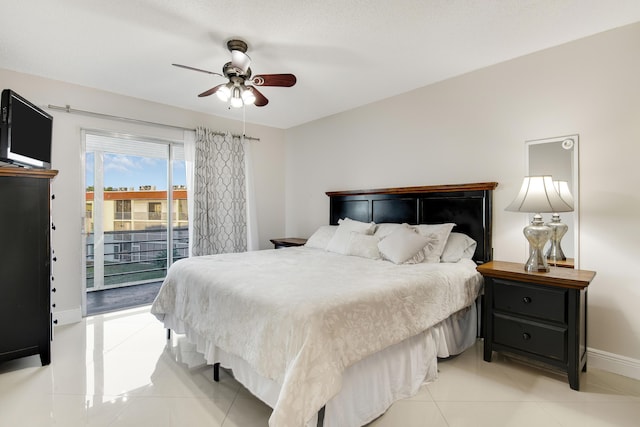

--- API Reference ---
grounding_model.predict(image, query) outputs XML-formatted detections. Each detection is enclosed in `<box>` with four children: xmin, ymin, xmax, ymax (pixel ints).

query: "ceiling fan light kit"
<box><xmin>241</xmin><ymin>87</ymin><xmax>256</xmax><ymax>104</ymax></box>
<box><xmin>173</xmin><ymin>39</ymin><xmax>297</xmax><ymax>109</ymax></box>
<box><xmin>215</xmin><ymin>84</ymin><xmax>231</xmax><ymax>101</ymax></box>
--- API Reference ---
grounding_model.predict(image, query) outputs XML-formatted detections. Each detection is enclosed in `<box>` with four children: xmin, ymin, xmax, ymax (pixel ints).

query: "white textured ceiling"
<box><xmin>2</xmin><ymin>1</ymin><xmax>640</xmax><ymax>129</ymax></box>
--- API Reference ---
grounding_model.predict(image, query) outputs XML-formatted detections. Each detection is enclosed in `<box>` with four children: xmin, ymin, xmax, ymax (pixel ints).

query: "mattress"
<box><xmin>151</xmin><ymin>247</ymin><xmax>483</xmax><ymax>427</ymax></box>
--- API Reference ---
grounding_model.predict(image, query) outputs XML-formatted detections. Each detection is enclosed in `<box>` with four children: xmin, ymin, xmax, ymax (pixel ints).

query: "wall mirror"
<box><xmin>526</xmin><ymin>134</ymin><xmax>579</xmax><ymax>267</ymax></box>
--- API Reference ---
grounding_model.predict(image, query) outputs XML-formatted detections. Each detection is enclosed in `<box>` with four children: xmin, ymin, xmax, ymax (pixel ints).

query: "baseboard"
<box><xmin>52</xmin><ymin>307</ymin><xmax>82</xmax><ymax>326</ymax></box>
<box><xmin>588</xmin><ymin>347</ymin><xmax>640</xmax><ymax>381</ymax></box>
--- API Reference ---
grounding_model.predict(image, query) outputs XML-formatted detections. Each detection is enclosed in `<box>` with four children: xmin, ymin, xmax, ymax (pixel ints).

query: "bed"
<box><xmin>151</xmin><ymin>182</ymin><xmax>497</xmax><ymax>427</ymax></box>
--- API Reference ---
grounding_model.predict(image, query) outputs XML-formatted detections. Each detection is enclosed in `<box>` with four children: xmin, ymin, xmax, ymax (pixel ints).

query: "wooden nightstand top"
<box><xmin>548</xmin><ymin>258</ymin><xmax>575</xmax><ymax>268</ymax></box>
<box><xmin>477</xmin><ymin>260</ymin><xmax>596</xmax><ymax>290</ymax></box>
<box><xmin>269</xmin><ymin>238</ymin><xmax>307</xmax><ymax>247</ymax></box>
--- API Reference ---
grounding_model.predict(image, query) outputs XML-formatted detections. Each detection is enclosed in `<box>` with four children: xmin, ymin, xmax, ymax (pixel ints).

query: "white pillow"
<box><xmin>338</xmin><ymin>217</ymin><xmax>377</xmax><ymax>233</ymax></box>
<box><xmin>441</xmin><ymin>232</ymin><xmax>477</xmax><ymax>263</ymax></box>
<box><xmin>326</xmin><ymin>217</ymin><xmax>376</xmax><ymax>254</ymax></box>
<box><xmin>345</xmin><ymin>232</ymin><xmax>381</xmax><ymax>259</ymax></box>
<box><xmin>305</xmin><ymin>225</ymin><xmax>338</xmax><ymax>250</ymax></box>
<box><xmin>413</xmin><ymin>223</ymin><xmax>456</xmax><ymax>263</ymax></box>
<box><xmin>373</xmin><ymin>223</ymin><xmax>410</xmax><ymax>240</ymax></box>
<box><xmin>377</xmin><ymin>226</ymin><xmax>430</xmax><ymax>264</ymax></box>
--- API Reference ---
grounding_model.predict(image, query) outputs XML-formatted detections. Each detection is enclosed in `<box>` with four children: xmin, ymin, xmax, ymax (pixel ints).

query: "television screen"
<box><xmin>0</xmin><ymin>89</ymin><xmax>53</xmax><ymax>169</ymax></box>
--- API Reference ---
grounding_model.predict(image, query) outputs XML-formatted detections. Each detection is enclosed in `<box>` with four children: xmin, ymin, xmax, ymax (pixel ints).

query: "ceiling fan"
<box><xmin>173</xmin><ymin>39</ymin><xmax>297</xmax><ymax>108</ymax></box>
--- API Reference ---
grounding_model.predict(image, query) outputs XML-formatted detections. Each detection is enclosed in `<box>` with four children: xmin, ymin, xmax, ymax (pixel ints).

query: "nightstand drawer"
<box><xmin>493</xmin><ymin>313</ymin><xmax>567</xmax><ymax>361</ymax></box>
<box><xmin>494</xmin><ymin>279</ymin><xmax>567</xmax><ymax>323</ymax></box>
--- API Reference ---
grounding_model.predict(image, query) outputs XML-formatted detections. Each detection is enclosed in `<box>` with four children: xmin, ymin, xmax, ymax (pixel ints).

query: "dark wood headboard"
<box><xmin>326</xmin><ymin>182</ymin><xmax>498</xmax><ymax>264</ymax></box>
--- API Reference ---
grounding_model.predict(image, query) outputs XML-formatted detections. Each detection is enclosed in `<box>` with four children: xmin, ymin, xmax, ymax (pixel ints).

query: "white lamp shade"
<box><xmin>241</xmin><ymin>87</ymin><xmax>256</xmax><ymax>104</ymax></box>
<box><xmin>230</xmin><ymin>86</ymin><xmax>243</xmax><ymax>108</ymax></box>
<box><xmin>553</xmin><ymin>180</ymin><xmax>574</xmax><ymax>209</ymax></box>
<box><xmin>215</xmin><ymin>85</ymin><xmax>231</xmax><ymax>101</ymax></box>
<box><xmin>230</xmin><ymin>97</ymin><xmax>243</xmax><ymax>108</ymax></box>
<box><xmin>506</xmin><ymin>176</ymin><xmax>573</xmax><ymax>213</ymax></box>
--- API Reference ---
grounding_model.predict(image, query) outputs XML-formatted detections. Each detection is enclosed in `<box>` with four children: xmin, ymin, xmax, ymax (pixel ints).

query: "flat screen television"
<box><xmin>0</xmin><ymin>89</ymin><xmax>53</xmax><ymax>169</ymax></box>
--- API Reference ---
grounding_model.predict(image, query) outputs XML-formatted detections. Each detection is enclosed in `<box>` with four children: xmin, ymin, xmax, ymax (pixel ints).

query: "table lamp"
<box><xmin>506</xmin><ymin>176</ymin><xmax>573</xmax><ymax>272</ymax></box>
<box><xmin>546</xmin><ymin>180</ymin><xmax>575</xmax><ymax>262</ymax></box>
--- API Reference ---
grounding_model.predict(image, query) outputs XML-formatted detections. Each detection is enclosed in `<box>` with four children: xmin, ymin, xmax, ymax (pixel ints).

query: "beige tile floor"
<box><xmin>0</xmin><ymin>306</ymin><xmax>638</xmax><ymax>426</ymax></box>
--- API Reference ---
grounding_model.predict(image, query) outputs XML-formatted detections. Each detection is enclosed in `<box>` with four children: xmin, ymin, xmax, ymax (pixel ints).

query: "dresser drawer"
<box><xmin>493</xmin><ymin>313</ymin><xmax>567</xmax><ymax>361</ymax></box>
<box><xmin>493</xmin><ymin>279</ymin><xmax>567</xmax><ymax>323</ymax></box>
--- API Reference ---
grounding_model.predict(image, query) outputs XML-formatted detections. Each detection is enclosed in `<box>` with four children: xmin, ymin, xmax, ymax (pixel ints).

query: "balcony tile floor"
<box><xmin>86</xmin><ymin>282</ymin><xmax>162</xmax><ymax>315</ymax></box>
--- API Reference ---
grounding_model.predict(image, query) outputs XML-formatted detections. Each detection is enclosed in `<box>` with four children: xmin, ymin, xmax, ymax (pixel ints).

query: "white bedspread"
<box><xmin>151</xmin><ymin>247</ymin><xmax>482</xmax><ymax>427</ymax></box>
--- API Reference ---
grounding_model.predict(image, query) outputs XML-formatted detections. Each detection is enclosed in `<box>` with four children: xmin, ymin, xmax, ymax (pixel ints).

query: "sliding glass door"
<box><xmin>84</xmin><ymin>132</ymin><xmax>188</xmax><ymax>292</ymax></box>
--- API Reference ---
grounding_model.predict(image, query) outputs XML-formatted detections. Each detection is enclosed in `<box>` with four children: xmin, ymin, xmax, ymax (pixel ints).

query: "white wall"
<box><xmin>0</xmin><ymin>68</ymin><xmax>287</xmax><ymax>323</ymax></box>
<box><xmin>285</xmin><ymin>23</ymin><xmax>640</xmax><ymax>371</ymax></box>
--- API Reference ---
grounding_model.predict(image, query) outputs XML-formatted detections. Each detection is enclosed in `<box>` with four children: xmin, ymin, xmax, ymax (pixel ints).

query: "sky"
<box><xmin>86</xmin><ymin>153</ymin><xmax>186</xmax><ymax>190</ymax></box>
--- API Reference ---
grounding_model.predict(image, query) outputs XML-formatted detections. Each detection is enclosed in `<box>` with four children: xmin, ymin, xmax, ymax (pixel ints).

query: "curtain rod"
<box><xmin>46</xmin><ymin>104</ymin><xmax>260</xmax><ymax>141</ymax></box>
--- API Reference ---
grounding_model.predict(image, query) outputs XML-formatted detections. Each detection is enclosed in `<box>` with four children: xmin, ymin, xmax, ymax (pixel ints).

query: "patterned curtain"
<box><xmin>191</xmin><ymin>127</ymin><xmax>247</xmax><ymax>255</ymax></box>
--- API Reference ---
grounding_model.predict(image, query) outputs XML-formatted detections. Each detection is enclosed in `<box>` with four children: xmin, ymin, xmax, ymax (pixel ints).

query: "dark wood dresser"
<box><xmin>478</xmin><ymin>260</ymin><xmax>596</xmax><ymax>390</ymax></box>
<box><xmin>0</xmin><ymin>167</ymin><xmax>57</xmax><ymax>366</ymax></box>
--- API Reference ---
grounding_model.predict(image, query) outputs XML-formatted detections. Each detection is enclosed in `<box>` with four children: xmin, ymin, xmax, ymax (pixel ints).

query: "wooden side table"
<box><xmin>270</xmin><ymin>238</ymin><xmax>307</xmax><ymax>249</ymax></box>
<box><xmin>477</xmin><ymin>260</ymin><xmax>596</xmax><ymax>390</ymax></box>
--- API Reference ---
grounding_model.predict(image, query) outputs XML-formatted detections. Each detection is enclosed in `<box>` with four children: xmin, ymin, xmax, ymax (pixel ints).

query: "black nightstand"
<box><xmin>477</xmin><ymin>260</ymin><xmax>596</xmax><ymax>390</ymax></box>
<box><xmin>270</xmin><ymin>238</ymin><xmax>307</xmax><ymax>249</ymax></box>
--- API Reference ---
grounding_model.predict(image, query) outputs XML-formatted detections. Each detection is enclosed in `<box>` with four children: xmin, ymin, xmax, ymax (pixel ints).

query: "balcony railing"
<box><xmin>114</xmin><ymin>212</ymin><xmax>132</xmax><ymax>220</ymax></box>
<box><xmin>86</xmin><ymin>227</ymin><xmax>188</xmax><ymax>290</ymax></box>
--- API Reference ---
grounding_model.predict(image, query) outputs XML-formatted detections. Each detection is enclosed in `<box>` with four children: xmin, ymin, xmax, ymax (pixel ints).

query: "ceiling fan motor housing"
<box><xmin>227</xmin><ymin>39</ymin><xmax>248</xmax><ymax>53</ymax></box>
<box><xmin>223</xmin><ymin>62</ymin><xmax>251</xmax><ymax>79</ymax></box>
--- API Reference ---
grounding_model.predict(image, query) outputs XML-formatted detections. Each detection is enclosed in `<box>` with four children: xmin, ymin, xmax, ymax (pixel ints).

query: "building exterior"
<box><xmin>85</xmin><ymin>186</ymin><xmax>188</xmax><ymax>234</ymax></box>
<box><xmin>85</xmin><ymin>187</ymin><xmax>189</xmax><ymax>288</ymax></box>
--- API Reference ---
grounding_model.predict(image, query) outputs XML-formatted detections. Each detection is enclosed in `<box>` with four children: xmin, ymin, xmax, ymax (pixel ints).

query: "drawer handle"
<box><xmin>522</xmin><ymin>296</ymin><xmax>532</xmax><ymax>304</ymax></box>
<box><xmin>522</xmin><ymin>333</ymin><xmax>531</xmax><ymax>340</ymax></box>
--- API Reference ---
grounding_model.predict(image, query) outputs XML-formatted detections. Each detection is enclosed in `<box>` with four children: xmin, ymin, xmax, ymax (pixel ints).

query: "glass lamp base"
<box><xmin>523</xmin><ymin>215</ymin><xmax>552</xmax><ymax>272</ymax></box>
<box><xmin>546</xmin><ymin>214</ymin><xmax>568</xmax><ymax>262</ymax></box>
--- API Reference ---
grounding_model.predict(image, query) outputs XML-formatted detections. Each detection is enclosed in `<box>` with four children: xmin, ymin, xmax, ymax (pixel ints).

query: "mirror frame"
<box><xmin>525</xmin><ymin>134</ymin><xmax>579</xmax><ymax>268</ymax></box>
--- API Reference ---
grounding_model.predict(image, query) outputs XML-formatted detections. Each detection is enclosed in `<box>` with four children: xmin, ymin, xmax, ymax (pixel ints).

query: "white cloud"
<box><xmin>104</xmin><ymin>154</ymin><xmax>143</xmax><ymax>173</ymax></box>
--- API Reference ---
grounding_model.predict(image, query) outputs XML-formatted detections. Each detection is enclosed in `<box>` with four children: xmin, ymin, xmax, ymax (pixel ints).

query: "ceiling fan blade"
<box><xmin>198</xmin><ymin>84</ymin><xmax>225</xmax><ymax>97</ymax></box>
<box><xmin>172</xmin><ymin>63</ymin><xmax>223</xmax><ymax>77</ymax></box>
<box><xmin>251</xmin><ymin>74</ymin><xmax>297</xmax><ymax>87</ymax></box>
<box><xmin>247</xmin><ymin>86</ymin><xmax>269</xmax><ymax>107</ymax></box>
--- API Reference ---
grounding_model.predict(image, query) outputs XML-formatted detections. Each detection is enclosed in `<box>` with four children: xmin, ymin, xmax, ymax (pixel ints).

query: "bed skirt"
<box><xmin>162</xmin><ymin>302</ymin><xmax>477</xmax><ymax>427</ymax></box>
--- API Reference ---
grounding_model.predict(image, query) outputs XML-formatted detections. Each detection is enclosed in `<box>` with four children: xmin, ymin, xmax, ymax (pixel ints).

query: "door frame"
<box><xmin>81</xmin><ymin>129</ymin><xmax>185</xmax><ymax>316</ymax></box>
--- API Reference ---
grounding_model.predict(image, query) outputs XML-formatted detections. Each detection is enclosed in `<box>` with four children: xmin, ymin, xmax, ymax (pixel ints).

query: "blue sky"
<box><xmin>86</xmin><ymin>153</ymin><xmax>186</xmax><ymax>190</ymax></box>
